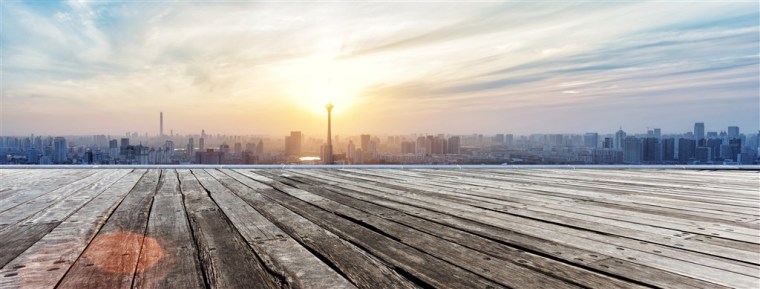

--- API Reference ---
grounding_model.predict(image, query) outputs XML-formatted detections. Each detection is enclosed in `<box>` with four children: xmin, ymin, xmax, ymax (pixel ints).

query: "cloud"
<box><xmin>1</xmin><ymin>1</ymin><xmax>758</xmax><ymax>135</ymax></box>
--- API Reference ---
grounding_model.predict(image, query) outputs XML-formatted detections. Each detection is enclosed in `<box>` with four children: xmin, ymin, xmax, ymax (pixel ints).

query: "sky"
<box><xmin>1</xmin><ymin>0</ymin><xmax>758</xmax><ymax>136</ymax></box>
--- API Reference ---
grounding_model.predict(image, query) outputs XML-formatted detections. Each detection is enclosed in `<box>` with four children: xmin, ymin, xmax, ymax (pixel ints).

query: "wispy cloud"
<box><xmin>1</xmin><ymin>1</ymin><xmax>758</xmax><ymax>135</ymax></box>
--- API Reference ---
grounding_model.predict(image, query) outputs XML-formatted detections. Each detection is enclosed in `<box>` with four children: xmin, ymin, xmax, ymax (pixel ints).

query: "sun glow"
<box><xmin>280</xmin><ymin>55</ymin><xmax>366</xmax><ymax>115</ymax></box>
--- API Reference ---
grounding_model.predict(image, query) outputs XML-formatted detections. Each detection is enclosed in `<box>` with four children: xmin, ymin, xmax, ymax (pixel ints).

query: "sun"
<box><xmin>280</xmin><ymin>55</ymin><xmax>363</xmax><ymax>116</ymax></box>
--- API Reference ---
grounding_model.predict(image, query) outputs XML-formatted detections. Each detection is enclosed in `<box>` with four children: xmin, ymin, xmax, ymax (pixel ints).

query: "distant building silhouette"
<box><xmin>622</xmin><ymin>137</ymin><xmax>642</xmax><ymax>164</ymax></box>
<box><xmin>614</xmin><ymin>128</ymin><xmax>626</xmax><ymax>150</ymax></box>
<box><xmin>448</xmin><ymin>136</ymin><xmax>461</xmax><ymax>154</ymax></box>
<box><xmin>694</xmin><ymin>122</ymin><xmax>705</xmax><ymax>141</ymax></box>
<box><xmin>678</xmin><ymin>138</ymin><xmax>696</xmax><ymax>163</ymax></box>
<box><xmin>285</xmin><ymin>131</ymin><xmax>302</xmax><ymax>157</ymax></box>
<box><xmin>53</xmin><ymin>137</ymin><xmax>67</xmax><ymax>164</ymax></box>
<box><xmin>728</xmin><ymin>126</ymin><xmax>739</xmax><ymax>138</ymax></box>
<box><xmin>584</xmin><ymin>133</ymin><xmax>598</xmax><ymax>148</ymax></box>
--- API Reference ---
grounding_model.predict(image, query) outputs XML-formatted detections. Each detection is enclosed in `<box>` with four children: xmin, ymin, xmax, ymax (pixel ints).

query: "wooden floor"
<box><xmin>0</xmin><ymin>169</ymin><xmax>758</xmax><ymax>289</ymax></box>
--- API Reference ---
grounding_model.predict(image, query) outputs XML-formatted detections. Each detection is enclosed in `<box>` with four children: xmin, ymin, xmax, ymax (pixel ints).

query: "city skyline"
<box><xmin>2</xmin><ymin>1</ymin><xmax>759</xmax><ymax>136</ymax></box>
<box><xmin>2</xmin><ymin>120</ymin><xmax>756</xmax><ymax>166</ymax></box>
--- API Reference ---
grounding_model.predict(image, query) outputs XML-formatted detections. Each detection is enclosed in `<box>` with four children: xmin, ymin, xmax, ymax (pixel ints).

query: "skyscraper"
<box><xmin>706</xmin><ymin>138</ymin><xmax>722</xmax><ymax>161</ymax></box>
<box><xmin>583</xmin><ymin>133</ymin><xmax>598</xmax><ymax>148</ymax></box>
<box><xmin>642</xmin><ymin>137</ymin><xmax>660</xmax><ymax>163</ymax></box>
<box><xmin>694</xmin><ymin>122</ymin><xmax>705</xmax><ymax>140</ymax></box>
<box><xmin>728</xmin><ymin>126</ymin><xmax>739</xmax><ymax>138</ymax></box>
<box><xmin>448</xmin><ymin>136</ymin><xmax>461</xmax><ymax>154</ymax></box>
<box><xmin>361</xmin><ymin>134</ymin><xmax>371</xmax><ymax>152</ymax></box>
<box><xmin>661</xmin><ymin>138</ymin><xmax>675</xmax><ymax>161</ymax></box>
<box><xmin>256</xmin><ymin>140</ymin><xmax>264</xmax><ymax>156</ymax></box>
<box><xmin>614</xmin><ymin>128</ymin><xmax>626</xmax><ymax>150</ymax></box>
<box><xmin>401</xmin><ymin>141</ymin><xmax>416</xmax><ymax>154</ymax></box>
<box><xmin>53</xmin><ymin>137</ymin><xmax>67</xmax><ymax>164</ymax></box>
<box><xmin>187</xmin><ymin>137</ymin><xmax>194</xmax><ymax>158</ymax></box>
<box><xmin>347</xmin><ymin>140</ymin><xmax>356</xmax><ymax>163</ymax></box>
<box><xmin>728</xmin><ymin>138</ymin><xmax>741</xmax><ymax>161</ymax></box>
<box><xmin>678</xmin><ymin>138</ymin><xmax>696</xmax><ymax>163</ymax></box>
<box><xmin>602</xmin><ymin>137</ymin><xmax>613</xmax><ymax>149</ymax></box>
<box><xmin>285</xmin><ymin>131</ymin><xmax>302</xmax><ymax>157</ymax></box>
<box><xmin>622</xmin><ymin>137</ymin><xmax>642</xmax><ymax>164</ymax></box>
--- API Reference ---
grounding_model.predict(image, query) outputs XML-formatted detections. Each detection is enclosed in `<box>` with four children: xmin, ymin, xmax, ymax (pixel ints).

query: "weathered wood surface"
<box><xmin>0</xmin><ymin>169</ymin><xmax>757</xmax><ymax>289</ymax></box>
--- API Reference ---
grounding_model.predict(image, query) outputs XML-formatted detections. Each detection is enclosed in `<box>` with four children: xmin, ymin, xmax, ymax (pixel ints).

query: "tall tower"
<box><xmin>160</xmin><ymin>112</ymin><xmax>164</xmax><ymax>137</ymax></box>
<box><xmin>694</xmin><ymin>122</ymin><xmax>705</xmax><ymax>140</ymax></box>
<box><xmin>325</xmin><ymin>102</ymin><xmax>334</xmax><ymax>164</ymax></box>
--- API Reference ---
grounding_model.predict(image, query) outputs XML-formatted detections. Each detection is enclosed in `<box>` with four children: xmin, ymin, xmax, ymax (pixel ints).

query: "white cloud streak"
<box><xmin>1</xmin><ymin>1</ymin><xmax>758</xmax><ymax>135</ymax></box>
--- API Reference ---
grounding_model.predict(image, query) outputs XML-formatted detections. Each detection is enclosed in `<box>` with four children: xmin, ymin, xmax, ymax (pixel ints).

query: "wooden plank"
<box><xmin>0</xmin><ymin>170</ymin><xmax>117</xmax><ymax>227</ymax></box>
<box><xmin>195</xmin><ymin>169</ymin><xmax>356</xmax><ymax>289</ymax></box>
<box><xmin>342</xmin><ymin>169</ymin><xmax>760</xmax><ymax>265</ymax></box>
<box><xmin>0</xmin><ymin>170</ymin><xmax>96</xmax><ymax>208</ymax></box>
<box><xmin>286</xmin><ymin>170</ymin><xmax>737</xmax><ymax>289</ymax></box>
<box><xmin>133</xmin><ymin>169</ymin><xmax>205</xmax><ymax>289</ymax></box>
<box><xmin>418</xmin><ymin>169</ymin><xmax>759</xmax><ymax>219</ymax></box>
<box><xmin>0</xmin><ymin>169</ymin><xmax>145</xmax><ymax>289</ymax></box>
<box><xmin>260</xmin><ymin>170</ymin><xmax>646</xmax><ymax>289</ymax></box>
<box><xmin>476</xmin><ymin>170</ymin><xmax>760</xmax><ymax>218</ymax></box>
<box><xmin>217</xmin><ymin>169</ymin><xmax>419</xmax><ymax>289</ymax></box>
<box><xmin>372</xmin><ymin>170</ymin><xmax>760</xmax><ymax>254</ymax></box>
<box><xmin>252</xmin><ymin>171</ymin><xmax>583</xmax><ymax>289</ymax></box>
<box><xmin>0</xmin><ymin>170</ymin><xmax>130</xmax><ymax>268</ymax></box>
<box><xmin>57</xmin><ymin>169</ymin><xmax>161</xmax><ymax>289</ymax></box>
<box><xmin>295</xmin><ymin>169</ymin><xmax>758</xmax><ymax>288</ymax></box>
<box><xmin>177</xmin><ymin>169</ymin><xmax>281</xmax><ymax>289</ymax></box>
<box><xmin>230</xmin><ymin>169</ymin><xmax>537</xmax><ymax>289</ymax></box>
<box><xmin>339</xmin><ymin>169</ymin><xmax>760</xmax><ymax>259</ymax></box>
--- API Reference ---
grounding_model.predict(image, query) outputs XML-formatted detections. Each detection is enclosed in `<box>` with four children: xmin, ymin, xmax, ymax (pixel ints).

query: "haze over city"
<box><xmin>1</xmin><ymin>1</ymin><xmax>759</xmax><ymax>136</ymax></box>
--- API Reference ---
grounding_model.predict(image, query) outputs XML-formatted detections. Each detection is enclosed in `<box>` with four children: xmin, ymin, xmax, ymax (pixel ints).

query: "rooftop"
<box><xmin>0</xmin><ymin>168</ymin><xmax>758</xmax><ymax>288</ymax></box>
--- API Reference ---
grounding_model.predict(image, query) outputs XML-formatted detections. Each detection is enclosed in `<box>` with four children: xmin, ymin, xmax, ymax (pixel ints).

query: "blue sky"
<box><xmin>1</xmin><ymin>1</ymin><xmax>758</xmax><ymax>135</ymax></box>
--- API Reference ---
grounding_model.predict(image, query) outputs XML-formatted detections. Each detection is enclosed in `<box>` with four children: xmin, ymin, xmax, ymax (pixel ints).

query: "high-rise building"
<box><xmin>120</xmin><ymin>138</ymin><xmax>130</xmax><ymax>148</ymax></box>
<box><xmin>199</xmin><ymin>137</ymin><xmax>205</xmax><ymax>152</ymax></box>
<box><xmin>727</xmin><ymin>126</ymin><xmax>739</xmax><ymax>138</ymax></box>
<box><xmin>234</xmin><ymin>143</ymin><xmax>242</xmax><ymax>157</ymax></box>
<box><xmin>678</xmin><ymin>138</ymin><xmax>696</xmax><ymax>163</ymax></box>
<box><xmin>187</xmin><ymin>137</ymin><xmax>194</xmax><ymax>158</ymax></box>
<box><xmin>622</xmin><ymin>137</ymin><xmax>642</xmax><ymax>164</ymax></box>
<box><xmin>661</xmin><ymin>138</ymin><xmax>675</xmax><ymax>161</ymax></box>
<box><xmin>642</xmin><ymin>137</ymin><xmax>660</xmax><ymax>163</ymax></box>
<box><xmin>160</xmin><ymin>112</ymin><xmax>164</xmax><ymax>136</ymax></box>
<box><xmin>361</xmin><ymin>134</ymin><xmax>371</xmax><ymax>152</ymax></box>
<box><xmin>431</xmin><ymin>137</ymin><xmax>447</xmax><ymax>155</ymax></box>
<box><xmin>219</xmin><ymin>143</ymin><xmax>230</xmax><ymax>154</ymax></box>
<box><xmin>494</xmin><ymin>134</ymin><xmax>505</xmax><ymax>145</ymax></box>
<box><xmin>285</xmin><ymin>131</ymin><xmax>302</xmax><ymax>157</ymax></box>
<box><xmin>401</xmin><ymin>141</ymin><xmax>416</xmax><ymax>154</ymax></box>
<box><xmin>347</xmin><ymin>140</ymin><xmax>356</xmax><ymax>163</ymax></box>
<box><xmin>256</xmin><ymin>140</ymin><xmax>264</xmax><ymax>156</ymax></box>
<box><xmin>196</xmin><ymin>150</ymin><xmax>224</xmax><ymax>164</ymax></box>
<box><xmin>694</xmin><ymin>122</ymin><xmax>705</xmax><ymax>140</ymax></box>
<box><xmin>505</xmin><ymin>134</ymin><xmax>514</xmax><ymax>146</ymax></box>
<box><xmin>653</xmin><ymin>128</ymin><xmax>661</xmax><ymax>139</ymax></box>
<box><xmin>706</xmin><ymin>139</ymin><xmax>722</xmax><ymax>161</ymax></box>
<box><xmin>695</xmin><ymin>147</ymin><xmax>712</xmax><ymax>163</ymax></box>
<box><xmin>728</xmin><ymin>138</ymin><xmax>741</xmax><ymax>161</ymax></box>
<box><xmin>53</xmin><ymin>137</ymin><xmax>67</xmax><ymax>164</ymax></box>
<box><xmin>614</xmin><ymin>128</ymin><xmax>626</xmax><ymax>150</ymax></box>
<box><xmin>583</xmin><ymin>133</ymin><xmax>599</xmax><ymax>148</ymax></box>
<box><xmin>602</xmin><ymin>137</ymin><xmax>613</xmax><ymax>149</ymax></box>
<box><xmin>448</xmin><ymin>136</ymin><xmax>461</xmax><ymax>154</ymax></box>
